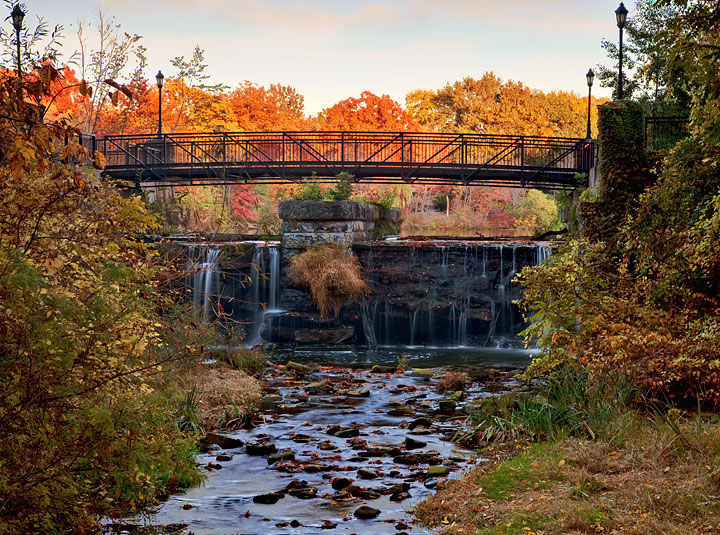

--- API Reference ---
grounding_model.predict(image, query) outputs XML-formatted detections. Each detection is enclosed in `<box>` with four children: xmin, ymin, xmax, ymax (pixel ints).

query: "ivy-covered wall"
<box><xmin>582</xmin><ymin>100</ymin><xmax>655</xmax><ymax>240</ymax></box>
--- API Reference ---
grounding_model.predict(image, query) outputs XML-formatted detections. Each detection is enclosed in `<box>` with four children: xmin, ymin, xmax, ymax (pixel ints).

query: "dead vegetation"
<box><xmin>436</xmin><ymin>371</ymin><xmax>470</xmax><ymax>393</ymax></box>
<box><xmin>287</xmin><ymin>245</ymin><xmax>369</xmax><ymax>318</ymax></box>
<box><xmin>415</xmin><ymin>416</ymin><xmax>720</xmax><ymax>535</ymax></box>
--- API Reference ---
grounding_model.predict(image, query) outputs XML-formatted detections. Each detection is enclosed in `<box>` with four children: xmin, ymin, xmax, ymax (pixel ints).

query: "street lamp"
<box><xmin>156</xmin><ymin>70</ymin><xmax>164</xmax><ymax>137</ymax></box>
<box><xmin>11</xmin><ymin>4</ymin><xmax>24</xmax><ymax>95</ymax></box>
<box><xmin>585</xmin><ymin>68</ymin><xmax>595</xmax><ymax>139</ymax></box>
<box><xmin>615</xmin><ymin>2</ymin><xmax>628</xmax><ymax>99</ymax></box>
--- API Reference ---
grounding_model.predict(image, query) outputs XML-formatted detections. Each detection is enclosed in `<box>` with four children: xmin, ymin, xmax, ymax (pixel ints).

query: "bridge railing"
<box><xmin>99</xmin><ymin>131</ymin><xmax>593</xmax><ymax>187</ymax></box>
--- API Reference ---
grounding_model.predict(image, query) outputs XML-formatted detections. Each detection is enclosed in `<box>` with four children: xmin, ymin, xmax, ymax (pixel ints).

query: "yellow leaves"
<box><xmin>94</xmin><ymin>151</ymin><xmax>107</xmax><ymax>170</ymax></box>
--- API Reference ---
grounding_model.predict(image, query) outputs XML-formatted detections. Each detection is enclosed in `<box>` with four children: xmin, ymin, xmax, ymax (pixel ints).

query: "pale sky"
<box><xmin>21</xmin><ymin>0</ymin><xmax>635</xmax><ymax>115</ymax></box>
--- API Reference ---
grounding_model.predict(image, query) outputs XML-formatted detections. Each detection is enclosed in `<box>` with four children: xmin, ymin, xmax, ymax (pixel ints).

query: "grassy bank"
<box><xmin>416</xmin><ymin>368</ymin><xmax>720</xmax><ymax>534</ymax></box>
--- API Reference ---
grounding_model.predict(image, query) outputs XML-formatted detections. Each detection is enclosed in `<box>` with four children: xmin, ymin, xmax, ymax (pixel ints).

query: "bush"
<box><xmin>296</xmin><ymin>178</ymin><xmax>325</xmax><ymax>200</ymax></box>
<box><xmin>326</xmin><ymin>171</ymin><xmax>355</xmax><ymax>201</ymax></box>
<box><xmin>507</xmin><ymin>189</ymin><xmax>559</xmax><ymax>232</ymax></box>
<box><xmin>287</xmin><ymin>246</ymin><xmax>368</xmax><ymax>318</ymax></box>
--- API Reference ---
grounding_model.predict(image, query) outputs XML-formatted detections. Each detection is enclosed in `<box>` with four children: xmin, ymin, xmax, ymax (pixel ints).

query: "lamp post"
<box><xmin>11</xmin><ymin>4</ymin><xmax>24</xmax><ymax>100</ymax></box>
<box><xmin>585</xmin><ymin>69</ymin><xmax>595</xmax><ymax>139</ymax></box>
<box><xmin>156</xmin><ymin>70</ymin><xmax>164</xmax><ymax>138</ymax></box>
<box><xmin>615</xmin><ymin>2</ymin><xmax>628</xmax><ymax>99</ymax></box>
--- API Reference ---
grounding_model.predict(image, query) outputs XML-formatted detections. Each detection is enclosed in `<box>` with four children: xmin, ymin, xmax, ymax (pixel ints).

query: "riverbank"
<box><xmin>416</xmin><ymin>370</ymin><xmax>720</xmax><ymax>535</ymax></box>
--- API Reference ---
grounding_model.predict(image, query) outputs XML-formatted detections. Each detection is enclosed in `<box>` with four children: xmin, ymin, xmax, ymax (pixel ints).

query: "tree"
<box><xmin>596</xmin><ymin>0</ymin><xmax>690</xmax><ymax>114</ymax></box>
<box><xmin>225</xmin><ymin>81</ymin><xmax>308</xmax><ymax>131</ymax></box>
<box><xmin>74</xmin><ymin>10</ymin><xmax>145</xmax><ymax>133</ymax></box>
<box><xmin>0</xmin><ymin>46</ymin><xmax>200</xmax><ymax>535</ymax></box>
<box><xmin>319</xmin><ymin>91</ymin><xmax>420</xmax><ymax>131</ymax></box>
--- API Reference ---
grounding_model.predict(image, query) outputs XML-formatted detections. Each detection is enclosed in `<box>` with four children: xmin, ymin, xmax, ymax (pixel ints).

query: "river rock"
<box><xmin>215</xmin><ymin>454</ymin><xmax>233</xmax><ymax>462</ymax></box>
<box><xmin>353</xmin><ymin>506</ymin><xmax>380</xmax><ymax>519</ymax></box>
<box><xmin>286</xmin><ymin>361</ymin><xmax>314</xmax><ymax>375</ymax></box>
<box><xmin>384</xmin><ymin>482</ymin><xmax>410</xmax><ymax>495</ymax></box>
<box><xmin>331</xmin><ymin>477</ymin><xmax>351</xmax><ymax>490</ymax></box>
<box><xmin>390</xmin><ymin>491</ymin><xmax>411</xmax><ymax>501</ymax></box>
<box><xmin>320</xmin><ymin>520</ymin><xmax>338</xmax><ymax>529</ymax></box>
<box><xmin>346</xmin><ymin>388</ymin><xmax>370</xmax><ymax>397</ymax></box>
<box><xmin>412</xmin><ymin>368</ymin><xmax>442</xmax><ymax>377</ymax></box>
<box><xmin>267</xmin><ymin>450</ymin><xmax>295</xmax><ymax>465</ymax></box>
<box><xmin>293</xmin><ymin>487</ymin><xmax>318</xmax><ymax>499</ymax></box>
<box><xmin>253</xmin><ymin>492</ymin><xmax>285</xmax><ymax>504</ymax></box>
<box><xmin>259</xmin><ymin>394</ymin><xmax>283</xmax><ymax>410</ymax></box>
<box><xmin>426</xmin><ymin>465</ymin><xmax>451</xmax><ymax>477</ymax></box>
<box><xmin>393</xmin><ymin>454</ymin><xmax>419</xmax><ymax>465</ymax></box>
<box><xmin>357</xmin><ymin>469</ymin><xmax>378</xmax><ymax>479</ymax></box>
<box><xmin>318</xmin><ymin>440</ymin><xmax>338</xmax><ymax>451</ymax></box>
<box><xmin>437</xmin><ymin>400</ymin><xmax>456</xmax><ymax>415</ymax></box>
<box><xmin>370</xmin><ymin>365</ymin><xmax>397</xmax><ymax>373</ymax></box>
<box><xmin>204</xmin><ymin>432</ymin><xmax>243</xmax><ymax>449</ymax></box>
<box><xmin>404</xmin><ymin>437</ymin><xmax>427</xmax><ymax>450</ymax></box>
<box><xmin>408</xmin><ymin>417</ymin><xmax>433</xmax><ymax>430</ymax></box>
<box><xmin>245</xmin><ymin>442</ymin><xmax>277</xmax><ymax>456</ymax></box>
<box><xmin>446</xmin><ymin>390</ymin><xmax>464</xmax><ymax>401</ymax></box>
<box><xmin>388</xmin><ymin>406</ymin><xmax>416</xmax><ymax>417</ymax></box>
<box><xmin>334</xmin><ymin>428</ymin><xmax>360</xmax><ymax>438</ymax></box>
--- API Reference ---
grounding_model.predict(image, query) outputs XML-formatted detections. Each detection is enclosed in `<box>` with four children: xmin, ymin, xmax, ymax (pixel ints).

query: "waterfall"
<box><xmin>187</xmin><ymin>245</ymin><xmax>221</xmax><ymax>321</ymax></box>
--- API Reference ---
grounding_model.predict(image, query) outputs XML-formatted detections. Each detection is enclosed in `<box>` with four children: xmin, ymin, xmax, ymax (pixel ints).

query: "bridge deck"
<box><xmin>96</xmin><ymin>131</ymin><xmax>595</xmax><ymax>189</ymax></box>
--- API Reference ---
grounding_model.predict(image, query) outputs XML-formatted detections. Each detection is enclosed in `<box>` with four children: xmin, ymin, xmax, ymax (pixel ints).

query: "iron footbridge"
<box><xmin>93</xmin><ymin>131</ymin><xmax>595</xmax><ymax>190</ymax></box>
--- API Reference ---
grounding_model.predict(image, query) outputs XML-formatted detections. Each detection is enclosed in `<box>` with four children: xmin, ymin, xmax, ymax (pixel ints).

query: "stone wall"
<box><xmin>278</xmin><ymin>200</ymin><xmax>401</xmax><ymax>252</ymax></box>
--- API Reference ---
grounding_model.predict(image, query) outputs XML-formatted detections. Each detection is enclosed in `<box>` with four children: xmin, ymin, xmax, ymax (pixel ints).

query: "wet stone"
<box><xmin>203</xmin><ymin>432</ymin><xmax>244</xmax><ymax>450</ymax></box>
<box><xmin>346</xmin><ymin>388</ymin><xmax>370</xmax><ymax>397</ymax></box>
<box><xmin>253</xmin><ymin>492</ymin><xmax>285</xmax><ymax>504</ymax></box>
<box><xmin>390</xmin><ymin>491</ymin><xmax>411</xmax><ymax>501</ymax></box>
<box><xmin>245</xmin><ymin>442</ymin><xmax>277</xmax><ymax>456</ymax></box>
<box><xmin>437</xmin><ymin>400</ymin><xmax>456</xmax><ymax>415</ymax></box>
<box><xmin>318</xmin><ymin>440</ymin><xmax>338</xmax><ymax>451</ymax></box>
<box><xmin>357</xmin><ymin>469</ymin><xmax>378</xmax><ymax>479</ymax></box>
<box><xmin>285</xmin><ymin>361</ymin><xmax>314</xmax><ymax>375</ymax></box>
<box><xmin>353</xmin><ymin>506</ymin><xmax>381</xmax><ymax>519</ymax></box>
<box><xmin>331</xmin><ymin>477</ymin><xmax>351</xmax><ymax>490</ymax></box>
<box><xmin>408</xmin><ymin>418</ymin><xmax>432</xmax><ymax>431</ymax></box>
<box><xmin>320</xmin><ymin>520</ymin><xmax>338</xmax><ymax>529</ymax></box>
<box><xmin>215</xmin><ymin>454</ymin><xmax>233</xmax><ymax>462</ymax></box>
<box><xmin>290</xmin><ymin>519</ymin><xmax>302</xmax><ymax>527</ymax></box>
<box><xmin>404</xmin><ymin>437</ymin><xmax>427</xmax><ymax>450</ymax></box>
<box><xmin>293</xmin><ymin>487</ymin><xmax>318</xmax><ymax>499</ymax></box>
<box><xmin>396</xmin><ymin>522</ymin><xmax>411</xmax><ymax>530</ymax></box>
<box><xmin>334</xmin><ymin>428</ymin><xmax>361</xmax><ymax>439</ymax></box>
<box><xmin>426</xmin><ymin>465</ymin><xmax>451</xmax><ymax>477</ymax></box>
<box><xmin>370</xmin><ymin>365</ymin><xmax>397</xmax><ymax>373</ymax></box>
<box><xmin>388</xmin><ymin>406</ymin><xmax>416</xmax><ymax>417</ymax></box>
<box><xmin>267</xmin><ymin>450</ymin><xmax>295</xmax><ymax>465</ymax></box>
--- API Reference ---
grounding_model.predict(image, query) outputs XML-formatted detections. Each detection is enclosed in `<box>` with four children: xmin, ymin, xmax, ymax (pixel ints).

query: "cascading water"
<box><xmin>187</xmin><ymin>245</ymin><xmax>221</xmax><ymax>321</ymax></box>
<box><xmin>184</xmin><ymin>240</ymin><xmax>551</xmax><ymax>349</ymax></box>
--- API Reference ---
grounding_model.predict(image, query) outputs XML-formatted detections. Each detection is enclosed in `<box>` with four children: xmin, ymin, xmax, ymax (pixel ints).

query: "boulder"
<box><xmin>253</xmin><ymin>492</ymin><xmax>285</xmax><ymax>504</ymax></box>
<box><xmin>353</xmin><ymin>506</ymin><xmax>380</xmax><ymax>519</ymax></box>
<box><xmin>426</xmin><ymin>465</ymin><xmax>451</xmax><ymax>477</ymax></box>
<box><xmin>285</xmin><ymin>361</ymin><xmax>314</xmax><ymax>375</ymax></box>
<box><xmin>203</xmin><ymin>432</ymin><xmax>243</xmax><ymax>450</ymax></box>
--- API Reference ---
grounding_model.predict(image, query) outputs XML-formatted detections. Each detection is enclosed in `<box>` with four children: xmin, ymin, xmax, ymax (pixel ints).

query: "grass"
<box><xmin>287</xmin><ymin>245</ymin><xmax>368</xmax><ymax>318</ymax></box>
<box><xmin>217</xmin><ymin>347</ymin><xmax>268</xmax><ymax>375</ymax></box>
<box><xmin>416</xmin><ymin>366</ymin><xmax>720</xmax><ymax>535</ymax></box>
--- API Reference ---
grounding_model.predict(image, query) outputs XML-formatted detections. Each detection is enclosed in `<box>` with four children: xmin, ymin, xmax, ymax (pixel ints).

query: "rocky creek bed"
<box><xmin>128</xmin><ymin>350</ymin><xmax>528</xmax><ymax>535</ymax></box>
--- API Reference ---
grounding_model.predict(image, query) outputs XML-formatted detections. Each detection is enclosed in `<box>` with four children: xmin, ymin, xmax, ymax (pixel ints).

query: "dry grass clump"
<box><xmin>288</xmin><ymin>245</ymin><xmax>368</xmax><ymax>318</ymax></box>
<box><xmin>174</xmin><ymin>364</ymin><xmax>262</xmax><ymax>431</ymax></box>
<box><xmin>436</xmin><ymin>371</ymin><xmax>470</xmax><ymax>393</ymax></box>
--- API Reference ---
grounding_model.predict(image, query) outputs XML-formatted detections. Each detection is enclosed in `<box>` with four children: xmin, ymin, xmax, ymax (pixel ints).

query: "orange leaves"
<box><xmin>320</xmin><ymin>91</ymin><xmax>420</xmax><ymax>132</ymax></box>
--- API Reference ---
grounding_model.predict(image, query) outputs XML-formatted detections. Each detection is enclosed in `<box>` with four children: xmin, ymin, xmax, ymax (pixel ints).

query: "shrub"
<box><xmin>326</xmin><ymin>171</ymin><xmax>355</xmax><ymax>201</ymax></box>
<box><xmin>296</xmin><ymin>178</ymin><xmax>325</xmax><ymax>200</ymax></box>
<box><xmin>287</xmin><ymin>246</ymin><xmax>368</xmax><ymax>318</ymax></box>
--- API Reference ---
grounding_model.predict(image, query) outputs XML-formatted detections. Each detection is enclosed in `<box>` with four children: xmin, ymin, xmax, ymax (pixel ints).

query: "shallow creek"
<box><xmin>143</xmin><ymin>348</ymin><xmax>531</xmax><ymax>535</ymax></box>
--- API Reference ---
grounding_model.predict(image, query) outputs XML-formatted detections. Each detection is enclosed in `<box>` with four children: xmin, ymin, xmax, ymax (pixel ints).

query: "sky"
<box><xmin>21</xmin><ymin>0</ymin><xmax>636</xmax><ymax>115</ymax></box>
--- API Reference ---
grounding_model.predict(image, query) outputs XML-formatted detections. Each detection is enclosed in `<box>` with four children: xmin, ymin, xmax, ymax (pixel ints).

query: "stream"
<box><xmin>136</xmin><ymin>348</ymin><xmax>532</xmax><ymax>535</ymax></box>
